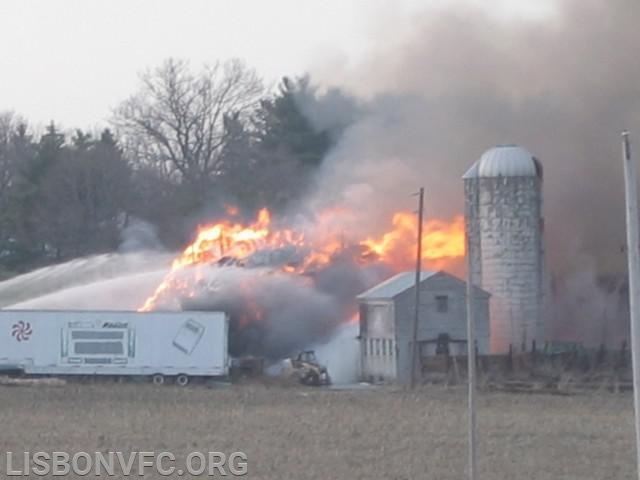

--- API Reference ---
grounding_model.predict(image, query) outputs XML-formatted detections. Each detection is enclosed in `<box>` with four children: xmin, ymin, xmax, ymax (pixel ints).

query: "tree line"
<box><xmin>0</xmin><ymin>58</ymin><xmax>344</xmax><ymax>277</ymax></box>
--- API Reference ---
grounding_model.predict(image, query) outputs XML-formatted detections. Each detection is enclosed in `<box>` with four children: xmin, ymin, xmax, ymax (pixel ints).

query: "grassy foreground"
<box><xmin>0</xmin><ymin>382</ymin><xmax>635</xmax><ymax>479</ymax></box>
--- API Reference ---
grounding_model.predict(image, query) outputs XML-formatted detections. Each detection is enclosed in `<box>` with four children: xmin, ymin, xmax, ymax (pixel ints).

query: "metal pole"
<box><xmin>466</xmin><ymin>203</ymin><xmax>477</xmax><ymax>480</ymax></box>
<box><xmin>410</xmin><ymin>187</ymin><xmax>424</xmax><ymax>389</ymax></box>
<box><xmin>622</xmin><ymin>131</ymin><xmax>640</xmax><ymax>480</ymax></box>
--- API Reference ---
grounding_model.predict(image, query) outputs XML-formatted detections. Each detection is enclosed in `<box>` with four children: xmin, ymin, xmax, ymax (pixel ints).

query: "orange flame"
<box><xmin>139</xmin><ymin>208</ymin><xmax>465</xmax><ymax>311</ymax></box>
<box><xmin>362</xmin><ymin>213</ymin><xmax>465</xmax><ymax>271</ymax></box>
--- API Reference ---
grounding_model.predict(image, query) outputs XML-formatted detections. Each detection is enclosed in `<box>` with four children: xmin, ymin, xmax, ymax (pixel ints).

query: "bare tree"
<box><xmin>113</xmin><ymin>58</ymin><xmax>263</xmax><ymax>188</ymax></box>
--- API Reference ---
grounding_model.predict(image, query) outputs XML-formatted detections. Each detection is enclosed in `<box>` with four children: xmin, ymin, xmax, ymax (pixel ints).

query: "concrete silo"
<box><xmin>463</xmin><ymin>145</ymin><xmax>544</xmax><ymax>353</ymax></box>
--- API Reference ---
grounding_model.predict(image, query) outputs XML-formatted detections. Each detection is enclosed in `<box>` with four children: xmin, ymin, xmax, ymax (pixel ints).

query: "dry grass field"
<box><xmin>0</xmin><ymin>381</ymin><xmax>635</xmax><ymax>479</ymax></box>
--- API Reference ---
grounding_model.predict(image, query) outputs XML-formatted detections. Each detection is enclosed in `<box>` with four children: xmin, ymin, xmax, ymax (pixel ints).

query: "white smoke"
<box><xmin>310</xmin><ymin>322</ymin><xmax>360</xmax><ymax>384</ymax></box>
<box><xmin>119</xmin><ymin>217</ymin><xmax>163</xmax><ymax>253</ymax></box>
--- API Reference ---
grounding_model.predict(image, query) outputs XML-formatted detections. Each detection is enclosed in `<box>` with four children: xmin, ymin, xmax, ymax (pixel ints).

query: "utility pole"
<box><xmin>622</xmin><ymin>131</ymin><xmax>640</xmax><ymax>480</ymax></box>
<box><xmin>466</xmin><ymin>215</ymin><xmax>477</xmax><ymax>480</ymax></box>
<box><xmin>410</xmin><ymin>187</ymin><xmax>424</xmax><ymax>389</ymax></box>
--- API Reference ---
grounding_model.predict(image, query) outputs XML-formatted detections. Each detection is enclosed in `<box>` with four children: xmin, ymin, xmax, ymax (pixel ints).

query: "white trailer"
<box><xmin>0</xmin><ymin>310</ymin><xmax>229</xmax><ymax>386</ymax></box>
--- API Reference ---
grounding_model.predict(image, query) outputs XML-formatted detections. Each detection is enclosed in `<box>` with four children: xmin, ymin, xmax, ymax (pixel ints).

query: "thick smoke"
<box><xmin>306</xmin><ymin>0</ymin><xmax>640</xmax><ymax>271</ymax></box>
<box><xmin>550</xmin><ymin>262</ymin><xmax>629</xmax><ymax>347</ymax></box>
<box><xmin>300</xmin><ymin>0</ymin><xmax>640</xmax><ymax>344</ymax></box>
<box><xmin>180</xmin><ymin>263</ymin><xmax>382</xmax><ymax>358</ymax></box>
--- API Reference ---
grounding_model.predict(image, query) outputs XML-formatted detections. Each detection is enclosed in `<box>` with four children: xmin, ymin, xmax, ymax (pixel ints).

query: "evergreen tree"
<box><xmin>254</xmin><ymin>76</ymin><xmax>331</xmax><ymax>168</ymax></box>
<box><xmin>3</xmin><ymin>122</ymin><xmax>64</xmax><ymax>265</ymax></box>
<box><xmin>246</xmin><ymin>76</ymin><xmax>334</xmax><ymax>212</ymax></box>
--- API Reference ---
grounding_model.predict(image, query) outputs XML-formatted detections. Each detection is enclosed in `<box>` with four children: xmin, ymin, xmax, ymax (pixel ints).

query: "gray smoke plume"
<box><xmin>298</xmin><ymin>0</ymin><xmax>640</xmax><ymax>343</ymax></box>
<box><xmin>180</xmin><ymin>263</ymin><xmax>383</xmax><ymax>358</ymax></box>
<box><xmin>549</xmin><ymin>262</ymin><xmax>629</xmax><ymax>347</ymax></box>
<box><xmin>306</xmin><ymin>0</ymin><xmax>639</xmax><ymax>271</ymax></box>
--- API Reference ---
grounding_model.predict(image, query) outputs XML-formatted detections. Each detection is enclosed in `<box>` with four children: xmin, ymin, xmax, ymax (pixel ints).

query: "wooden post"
<box><xmin>410</xmin><ymin>187</ymin><xmax>425</xmax><ymax>389</ymax></box>
<box><xmin>622</xmin><ymin>131</ymin><xmax>640</xmax><ymax>479</ymax></box>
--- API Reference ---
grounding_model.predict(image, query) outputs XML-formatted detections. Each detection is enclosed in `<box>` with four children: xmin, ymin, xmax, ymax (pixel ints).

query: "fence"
<box><xmin>418</xmin><ymin>340</ymin><xmax>633</xmax><ymax>393</ymax></box>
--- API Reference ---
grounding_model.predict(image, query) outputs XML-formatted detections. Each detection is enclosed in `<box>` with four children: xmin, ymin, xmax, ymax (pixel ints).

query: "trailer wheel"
<box><xmin>176</xmin><ymin>374</ymin><xmax>189</xmax><ymax>387</ymax></box>
<box><xmin>152</xmin><ymin>374</ymin><xmax>165</xmax><ymax>385</ymax></box>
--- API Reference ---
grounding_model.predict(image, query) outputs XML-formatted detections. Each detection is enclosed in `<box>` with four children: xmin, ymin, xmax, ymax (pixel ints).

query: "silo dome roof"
<box><xmin>463</xmin><ymin>145</ymin><xmax>541</xmax><ymax>179</ymax></box>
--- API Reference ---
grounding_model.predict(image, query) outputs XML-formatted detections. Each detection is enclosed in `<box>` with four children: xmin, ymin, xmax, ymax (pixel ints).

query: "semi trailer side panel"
<box><xmin>0</xmin><ymin>310</ymin><xmax>229</xmax><ymax>377</ymax></box>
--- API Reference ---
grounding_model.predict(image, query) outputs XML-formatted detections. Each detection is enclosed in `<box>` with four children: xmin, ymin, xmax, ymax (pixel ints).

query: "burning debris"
<box><xmin>139</xmin><ymin>207</ymin><xmax>465</xmax><ymax>358</ymax></box>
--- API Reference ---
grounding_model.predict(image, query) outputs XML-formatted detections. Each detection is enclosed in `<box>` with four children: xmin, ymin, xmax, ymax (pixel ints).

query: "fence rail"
<box><xmin>418</xmin><ymin>341</ymin><xmax>633</xmax><ymax>393</ymax></box>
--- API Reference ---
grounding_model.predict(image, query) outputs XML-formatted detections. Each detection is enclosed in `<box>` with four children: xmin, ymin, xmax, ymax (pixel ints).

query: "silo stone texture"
<box><xmin>463</xmin><ymin>145</ymin><xmax>545</xmax><ymax>354</ymax></box>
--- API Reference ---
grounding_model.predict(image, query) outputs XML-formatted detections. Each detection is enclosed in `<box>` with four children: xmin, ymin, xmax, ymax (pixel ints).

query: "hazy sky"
<box><xmin>0</xmin><ymin>0</ymin><xmax>555</xmax><ymax>128</ymax></box>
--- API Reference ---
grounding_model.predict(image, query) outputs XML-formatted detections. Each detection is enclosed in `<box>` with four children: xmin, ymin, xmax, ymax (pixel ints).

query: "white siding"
<box><xmin>360</xmin><ymin>336</ymin><xmax>397</xmax><ymax>381</ymax></box>
<box><xmin>359</xmin><ymin>301</ymin><xmax>397</xmax><ymax>381</ymax></box>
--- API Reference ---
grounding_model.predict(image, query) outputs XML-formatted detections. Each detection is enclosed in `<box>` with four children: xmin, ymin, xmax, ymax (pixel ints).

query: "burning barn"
<box><xmin>357</xmin><ymin>271</ymin><xmax>490</xmax><ymax>384</ymax></box>
<box><xmin>136</xmin><ymin>204</ymin><xmax>467</xmax><ymax>361</ymax></box>
<box><xmin>463</xmin><ymin>145</ymin><xmax>545</xmax><ymax>354</ymax></box>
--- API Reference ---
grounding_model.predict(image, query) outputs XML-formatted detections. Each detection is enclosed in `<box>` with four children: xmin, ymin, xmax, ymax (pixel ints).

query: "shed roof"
<box><xmin>357</xmin><ymin>271</ymin><xmax>437</xmax><ymax>300</ymax></box>
<box><xmin>356</xmin><ymin>270</ymin><xmax>490</xmax><ymax>301</ymax></box>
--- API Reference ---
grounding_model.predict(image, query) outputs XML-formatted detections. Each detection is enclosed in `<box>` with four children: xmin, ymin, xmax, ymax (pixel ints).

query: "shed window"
<box><xmin>436</xmin><ymin>295</ymin><xmax>449</xmax><ymax>313</ymax></box>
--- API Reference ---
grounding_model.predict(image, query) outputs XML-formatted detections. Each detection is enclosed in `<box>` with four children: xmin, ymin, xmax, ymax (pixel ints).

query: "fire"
<box><xmin>362</xmin><ymin>213</ymin><xmax>465</xmax><ymax>271</ymax></box>
<box><xmin>162</xmin><ymin>208</ymin><xmax>304</xmax><ymax>272</ymax></box>
<box><xmin>139</xmin><ymin>207</ymin><xmax>465</xmax><ymax>311</ymax></box>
